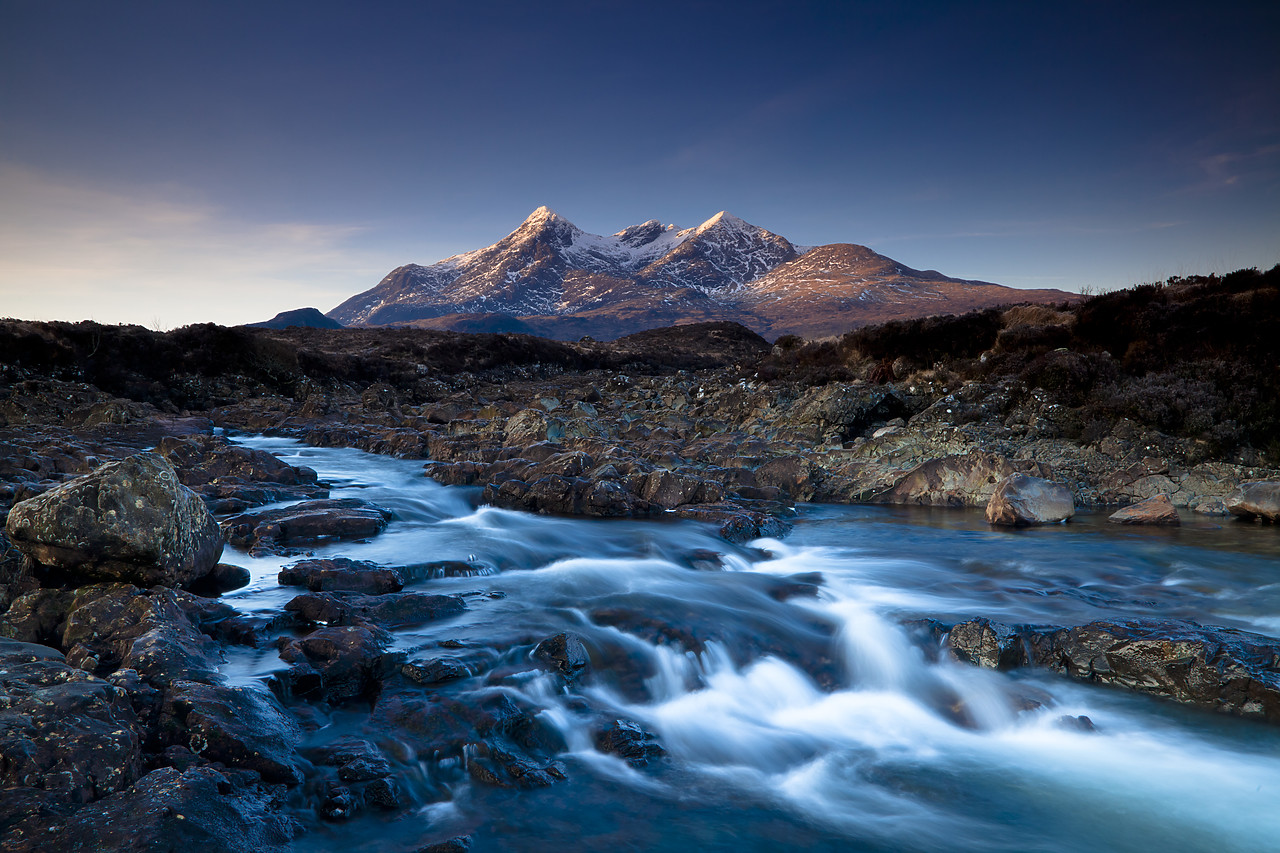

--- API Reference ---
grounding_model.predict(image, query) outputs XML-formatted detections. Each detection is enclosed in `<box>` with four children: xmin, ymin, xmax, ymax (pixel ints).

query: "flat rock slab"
<box><xmin>222</xmin><ymin>498</ymin><xmax>393</xmax><ymax>549</ymax></box>
<box><xmin>4</xmin><ymin>453</ymin><xmax>224</xmax><ymax>587</ymax></box>
<box><xmin>947</xmin><ymin>617</ymin><xmax>1280</xmax><ymax>723</ymax></box>
<box><xmin>1108</xmin><ymin>493</ymin><xmax>1180</xmax><ymax>525</ymax></box>
<box><xmin>1226</xmin><ymin>480</ymin><xmax>1280</xmax><ymax>522</ymax></box>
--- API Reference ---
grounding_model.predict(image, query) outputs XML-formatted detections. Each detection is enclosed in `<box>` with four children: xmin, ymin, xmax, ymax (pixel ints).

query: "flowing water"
<box><xmin>222</xmin><ymin>435</ymin><xmax>1280</xmax><ymax>853</ymax></box>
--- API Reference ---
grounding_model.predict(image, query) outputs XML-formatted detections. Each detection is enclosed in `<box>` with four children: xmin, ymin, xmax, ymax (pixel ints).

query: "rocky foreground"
<box><xmin>2</xmin><ymin>270</ymin><xmax>1280</xmax><ymax>850</ymax></box>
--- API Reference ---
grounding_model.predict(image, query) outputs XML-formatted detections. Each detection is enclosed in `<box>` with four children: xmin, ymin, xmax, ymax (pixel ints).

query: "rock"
<box><xmin>4</xmin><ymin>453</ymin><xmax>224</xmax><ymax>587</ymax></box>
<box><xmin>483</xmin><ymin>475</ymin><xmax>656</xmax><ymax>518</ymax></box>
<box><xmin>1225</xmin><ymin>481</ymin><xmax>1280</xmax><ymax>522</ymax></box>
<box><xmin>1025</xmin><ymin>620</ymin><xmax>1280</xmax><ymax>722</ymax></box>
<box><xmin>156</xmin><ymin>434</ymin><xmax>325</xmax><ymax>510</ymax></box>
<box><xmin>872</xmin><ymin>451</ymin><xmax>1043</xmax><ymax>508</ymax></box>
<box><xmin>222</xmin><ymin>498</ymin><xmax>393</xmax><ymax>549</ymax></box>
<box><xmin>163</xmin><ymin>681</ymin><xmax>303</xmax><ymax>783</ymax></box>
<box><xmin>3</xmin><ymin>766</ymin><xmax>301</xmax><ymax>853</ymax></box>
<box><xmin>278</xmin><ymin>557</ymin><xmax>404</xmax><ymax>594</ymax></box>
<box><xmin>277</xmin><ymin>623</ymin><xmax>400</xmax><ymax>703</ymax></box>
<box><xmin>985</xmin><ymin>473</ymin><xmax>1074</xmax><ymax>526</ymax></box>
<box><xmin>594</xmin><ymin>719</ymin><xmax>665</xmax><ymax>767</ymax></box>
<box><xmin>946</xmin><ymin>618</ymin><xmax>1024</xmax><ymax>669</ymax></box>
<box><xmin>533</xmin><ymin>632</ymin><xmax>590</xmax><ymax>681</ymax></box>
<box><xmin>285</xmin><ymin>590</ymin><xmax>466</xmax><ymax>627</ymax></box>
<box><xmin>1108</xmin><ymin>494</ymin><xmax>1181</xmax><ymax>525</ymax></box>
<box><xmin>188</xmin><ymin>562</ymin><xmax>252</xmax><ymax>596</ymax></box>
<box><xmin>671</xmin><ymin>502</ymin><xmax>793</xmax><ymax>543</ymax></box>
<box><xmin>0</xmin><ymin>639</ymin><xmax>142</xmax><ymax>803</ymax></box>
<box><xmin>0</xmin><ymin>587</ymin><xmax>75</xmax><ymax>645</ymax></box>
<box><xmin>947</xmin><ymin>618</ymin><xmax>1280</xmax><ymax>724</ymax></box>
<box><xmin>59</xmin><ymin>585</ymin><xmax>226</xmax><ymax>686</ymax></box>
<box><xmin>504</xmin><ymin>408</ymin><xmax>564</xmax><ymax>445</ymax></box>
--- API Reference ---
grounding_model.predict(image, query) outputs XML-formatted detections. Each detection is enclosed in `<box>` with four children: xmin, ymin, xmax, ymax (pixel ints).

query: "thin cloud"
<box><xmin>0</xmin><ymin>164</ymin><xmax>383</xmax><ymax>327</ymax></box>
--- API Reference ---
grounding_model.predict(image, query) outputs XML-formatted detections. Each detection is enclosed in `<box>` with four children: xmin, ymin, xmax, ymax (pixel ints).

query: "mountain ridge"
<box><xmin>328</xmin><ymin>208</ymin><xmax>1076</xmax><ymax>339</ymax></box>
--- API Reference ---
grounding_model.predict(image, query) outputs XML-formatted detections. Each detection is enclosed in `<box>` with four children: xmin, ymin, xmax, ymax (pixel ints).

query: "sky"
<box><xmin>1</xmin><ymin>0</ymin><xmax>1277</xmax><ymax>328</ymax></box>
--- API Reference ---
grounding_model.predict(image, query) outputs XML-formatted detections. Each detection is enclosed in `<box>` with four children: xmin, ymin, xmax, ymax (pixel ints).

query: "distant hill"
<box><xmin>328</xmin><ymin>207</ymin><xmax>1076</xmax><ymax>339</ymax></box>
<box><xmin>248</xmin><ymin>307</ymin><xmax>344</xmax><ymax>330</ymax></box>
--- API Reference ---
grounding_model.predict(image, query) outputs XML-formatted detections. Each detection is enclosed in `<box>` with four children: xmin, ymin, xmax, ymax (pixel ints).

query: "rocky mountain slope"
<box><xmin>328</xmin><ymin>207</ymin><xmax>1075</xmax><ymax>339</ymax></box>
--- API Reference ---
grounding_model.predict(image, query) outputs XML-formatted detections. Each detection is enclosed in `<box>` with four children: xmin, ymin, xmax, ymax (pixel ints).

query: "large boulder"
<box><xmin>4</xmin><ymin>453</ymin><xmax>224</xmax><ymax>587</ymax></box>
<box><xmin>1225</xmin><ymin>481</ymin><xmax>1280</xmax><ymax>522</ymax></box>
<box><xmin>1108</xmin><ymin>493</ymin><xmax>1180</xmax><ymax>526</ymax></box>
<box><xmin>985</xmin><ymin>473</ymin><xmax>1074</xmax><ymax>526</ymax></box>
<box><xmin>0</xmin><ymin>639</ymin><xmax>142</xmax><ymax>803</ymax></box>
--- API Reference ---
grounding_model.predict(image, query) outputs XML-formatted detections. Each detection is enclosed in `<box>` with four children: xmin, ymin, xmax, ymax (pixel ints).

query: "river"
<box><xmin>220</xmin><ymin>435</ymin><xmax>1280</xmax><ymax>853</ymax></box>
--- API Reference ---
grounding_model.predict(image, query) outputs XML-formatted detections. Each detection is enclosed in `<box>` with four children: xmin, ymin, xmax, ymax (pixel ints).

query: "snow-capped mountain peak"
<box><xmin>326</xmin><ymin>206</ymin><xmax>1076</xmax><ymax>338</ymax></box>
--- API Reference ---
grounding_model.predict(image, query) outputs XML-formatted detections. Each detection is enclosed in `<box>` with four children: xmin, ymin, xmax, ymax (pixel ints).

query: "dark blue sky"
<box><xmin>2</xmin><ymin>0</ymin><xmax>1276</xmax><ymax>326</ymax></box>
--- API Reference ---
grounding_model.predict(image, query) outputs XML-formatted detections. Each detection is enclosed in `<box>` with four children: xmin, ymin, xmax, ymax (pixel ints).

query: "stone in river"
<box><xmin>1108</xmin><ymin>493</ymin><xmax>1181</xmax><ymax>525</ymax></box>
<box><xmin>985</xmin><ymin>473</ymin><xmax>1074</xmax><ymax>526</ymax></box>
<box><xmin>222</xmin><ymin>498</ymin><xmax>393</xmax><ymax>549</ymax></box>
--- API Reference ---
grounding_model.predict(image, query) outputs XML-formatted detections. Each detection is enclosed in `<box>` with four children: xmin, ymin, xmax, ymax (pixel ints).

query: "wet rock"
<box><xmin>399</xmin><ymin>559</ymin><xmax>495</xmax><ymax>580</ymax></box>
<box><xmin>466</xmin><ymin>742</ymin><xmax>567</xmax><ymax>789</ymax></box>
<box><xmin>4</xmin><ymin>453</ymin><xmax>224</xmax><ymax>587</ymax></box>
<box><xmin>594</xmin><ymin>719</ymin><xmax>665</xmax><ymax>767</ymax></box>
<box><xmin>277</xmin><ymin>623</ymin><xmax>400</xmax><ymax>703</ymax></box>
<box><xmin>162</xmin><ymin>680</ymin><xmax>303</xmax><ymax>783</ymax></box>
<box><xmin>0</xmin><ymin>639</ymin><xmax>142</xmax><ymax>803</ymax></box>
<box><xmin>946</xmin><ymin>618</ymin><xmax>1025</xmax><ymax>670</ymax></box>
<box><xmin>188</xmin><ymin>561</ymin><xmax>252</xmax><ymax>596</ymax></box>
<box><xmin>401</xmin><ymin>655</ymin><xmax>476</xmax><ymax>685</ymax></box>
<box><xmin>985</xmin><ymin>473</ymin><xmax>1074</xmax><ymax>526</ymax></box>
<box><xmin>1108</xmin><ymin>494</ymin><xmax>1181</xmax><ymax>526</ymax></box>
<box><xmin>279</xmin><ymin>557</ymin><xmax>404</xmax><ymax>594</ymax></box>
<box><xmin>1225</xmin><ymin>481</ymin><xmax>1280</xmax><ymax>522</ymax></box>
<box><xmin>672</xmin><ymin>502</ymin><xmax>793</xmax><ymax>543</ymax></box>
<box><xmin>533</xmin><ymin>632</ymin><xmax>590</xmax><ymax>681</ymax></box>
<box><xmin>1</xmin><ymin>766</ymin><xmax>301</xmax><ymax>853</ymax></box>
<box><xmin>1022</xmin><ymin>619</ymin><xmax>1280</xmax><ymax>722</ymax></box>
<box><xmin>362</xmin><ymin>776</ymin><xmax>401</xmax><ymax>809</ymax></box>
<box><xmin>319</xmin><ymin>784</ymin><xmax>359</xmax><ymax>820</ymax></box>
<box><xmin>222</xmin><ymin>498</ymin><xmax>393</xmax><ymax>550</ymax></box>
<box><xmin>1056</xmin><ymin>714</ymin><xmax>1097</xmax><ymax>732</ymax></box>
<box><xmin>285</xmin><ymin>590</ymin><xmax>466</xmax><ymax>627</ymax></box>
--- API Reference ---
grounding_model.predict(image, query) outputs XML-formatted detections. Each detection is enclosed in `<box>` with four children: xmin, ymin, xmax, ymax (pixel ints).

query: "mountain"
<box><xmin>248</xmin><ymin>307</ymin><xmax>344</xmax><ymax>329</ymax></box>
<box><xmin>328</xmin><ymin>207</ymin><xmax>1075</xmax><ymax>339</ymax></box>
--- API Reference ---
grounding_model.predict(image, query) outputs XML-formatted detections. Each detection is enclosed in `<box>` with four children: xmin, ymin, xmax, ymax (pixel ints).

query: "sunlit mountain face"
<box><xmin>328</xmin><ymin>207</ymin><xmax>1077</xmax><ymax>340</ymax></box>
